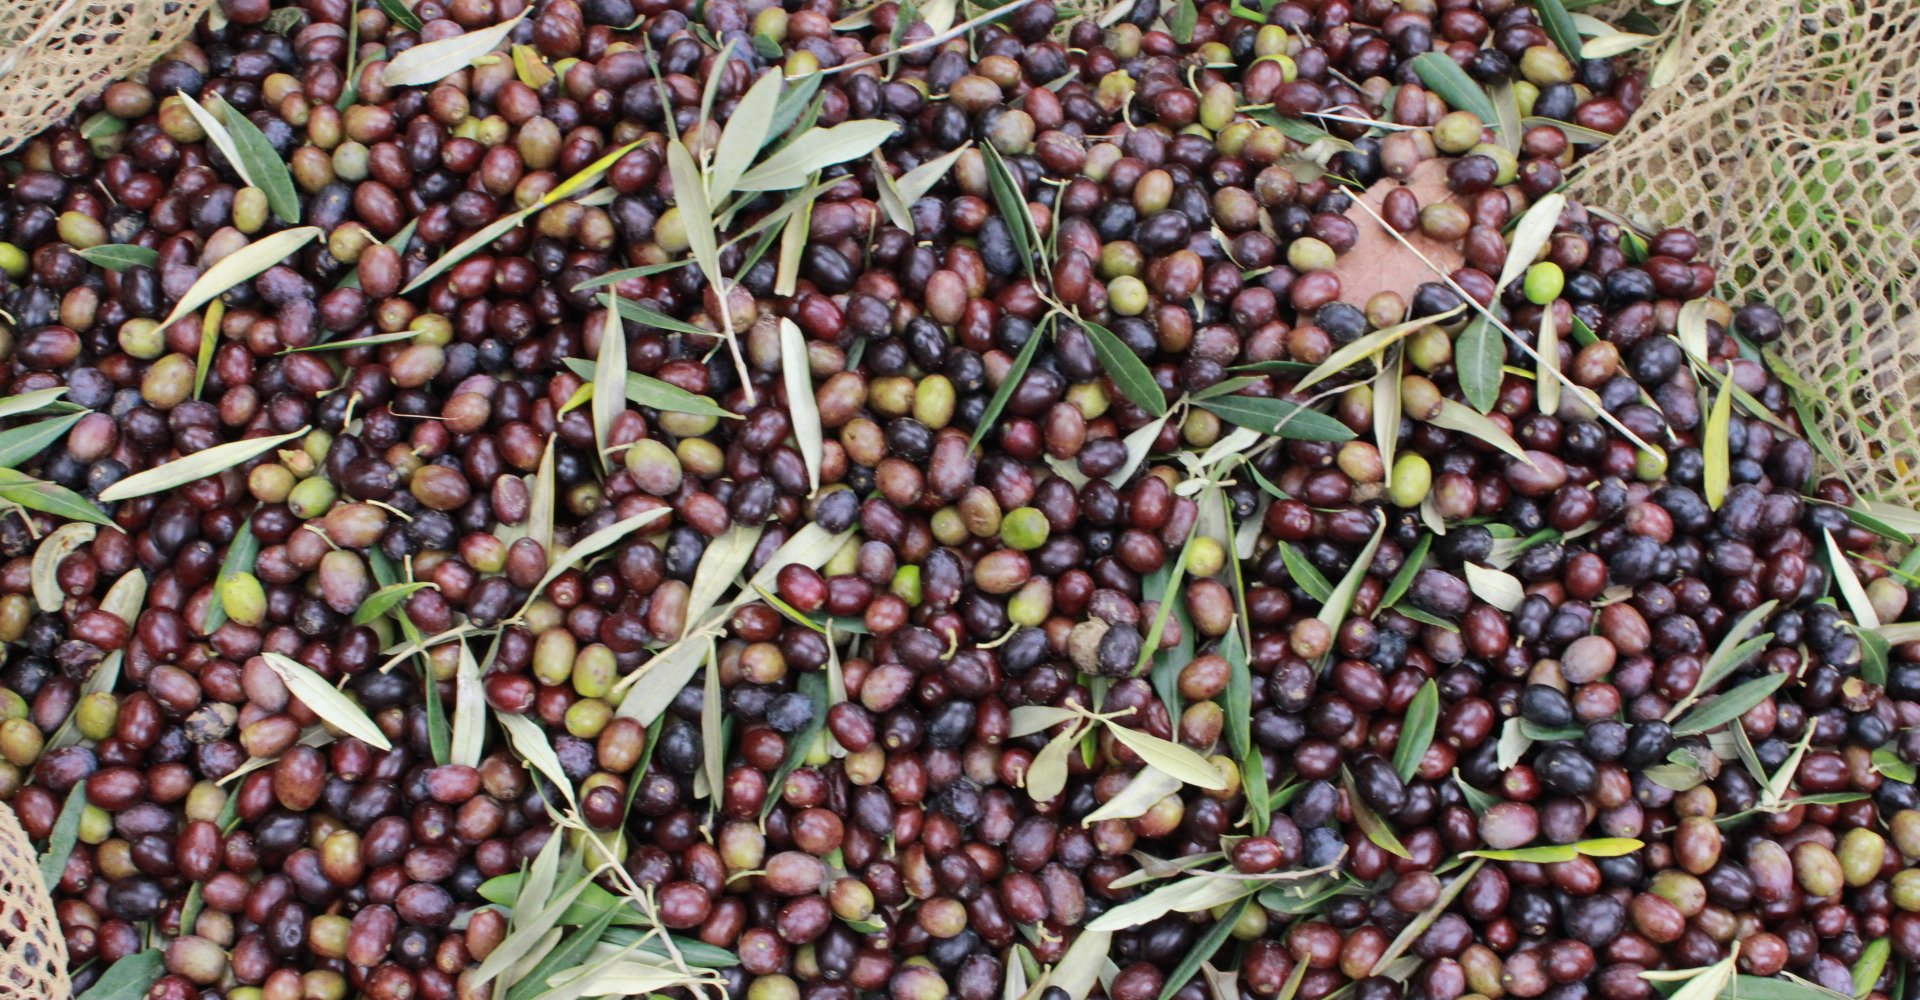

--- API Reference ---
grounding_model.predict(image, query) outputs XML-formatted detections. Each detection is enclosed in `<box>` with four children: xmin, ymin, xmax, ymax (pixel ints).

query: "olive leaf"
<box><xmin>745</xmin><ymin>521</ymin><xmax>856</xmax><ymax>593</ymax></box>
<box><xmin>1455</xmin><ymin>769</ymin><xmax>1499</xmax><ymax>813</ymax></box>
<box><xmin>1873</xmin><ymin>748</ymin><xmax>1917</xmax><ymax>784</ymax></box>
<box><xmin>1278</xmin><ymin>542</ymin><xmax>1334</xmax><ymax>602</ymax></box>
<box><xmin>1491</xmin><ymin>79</ymin><xmax>1522</xmax><ymax>156</ymax></box>
<box><xmin>382</xmin><ymin>12</ymin><xmax>528</xmax><ymax>86</ymax></box>
<box><xmin>75</xmin><ymin>244</ymin><xmax>158</xmax><ymax>272</ymax></box>
<box><xmin>192</xmin><ymin>299</ymin><xmax>223</xmax><ymax>400</ymax></box>
<box><xmin>1370</xmin><ymin>859</ymin><xmax>1484</xmax><ymax>975</ymax></box>
<box><xmin>591</xmin><ymin>297</ymin><xmax>627</xmax><ymax>475</ymax></box>
<box><xmin>981</xmin><ymin>143</ymin><xmax>1038</xmax><ymax>278</ymax></box>
<box><xmin>1691</xmin><ymin>598</ymin><xmax>1778</xmax><ymax>699</ymax></box>
<box><xmin>0</xmin><ymin>411</ymin><xmax>84</xmax><ymax>470</ymax></box>
<box><xmin>557</xmin><ymin>358</ymin><xmax>734</xmax><ymax>419</ymax></box>
<box><xmin>451</xmin><ymin>641</ymin><xmax>487</xmax><ymax>768</ymax></box>
<box><xmin>1409</xmin><ymin>52</ymin><xmax>1498</xmax><ymax>123</ymax></box>
<box><xmin>522</xmin><ymin>506</ymin><xmax>673</xmax><ymax>607</ymax></box>
<box><xmin>1315</xmin><ymin>511</ymin><xmax>1386</xmax><ymax>660</ymax></box>
<box><xmin>759</xmin><ymin>671</ymin><xmax>829</xmax><ymax>820</ymax></box>
<box><xmin>666</xmin><ymin>138</ymin><xmax>722</xmax><ymax>292</ymax></box>
<box><xmin>499</xmin><ymin>710</ymin><xmax>578</xmax><ymax>807</ymax></box>
<box><xmin>0</xmin><ymin>471</ymin><xmax>109</xmax><ymax>528</ymax></box>
<box><xmin>774</xmin><ymin>188</ymin><xmax>815</xmax><ymax>297</ymax></box>
<box><xmin>1197</xmin><ymin>395</ymin><xmax>1356</xmax><ymax>442</ymax></box>
<box><xmin>885</xmin><ymin>142</ymin><xmax>970</xmax><ymax>229</ymax></box>
<box><xmin>159</xmin><ymin>227</ymin><xmax>322</xmax><ymax>330</ymax></box>
<box><xmin>1105</xmin><ymin>722</ymin><xmax>1228</xmax><ymax>789</ymax></box>
<box><xmin>261</xmin><ymin>652</ymin><xmax>394</xmax><ymax>749</ymax></box>
<box><xmin>614</xmin><ymin>624</ymin><xmax>728</xmax><ymax>726</ymax></box>
<box><xmin>173</xmin><ymin>91</ymin><xmax>255</xmax><ymax>190</ymax></box>
<box><xmin>31</xmin><ymin>523</ymin><xmax>96</xmax><ymax>612</ymax></box>
<box><xmin>710</xmin><ymin>70</ymin><xmax>784</xmax><ymax>204</ymax></box>
<box><xmin>1376</xmin><ymin>347</ymin><xmax>1402</xmax><ymax>487</ymax></box>
<box><xmin>473</xmin><ymin>879</ymin><xmax>599</xmax><ymax>988</ymax></box>
<box><xmin>1393</xmin><ymin>680</ymin><xmax>1439</xmax><ymax>782</ymax></box>
<box><xmin>1826</xmin><ymin>529</ymin><xmax>1880</xmax><ymax>628</ymax></box>
<box><xmin>1463</xmin><ymin>837</ymin><xmax>1644</xmax><ymax>862</ymax></box>
<box><xmin>779</xmin><ymin>319</ymin><xmax>824</xmax><ymax>494</ymax></box>
<box><xmin>1496</xmin><ymin>716</ymin><xmax>1532</xmax><ymax>769</ymax></box>
<box><xmin>1653</xmin><ymin>952</ymin><xmax>1739</xmax><ymax>1000</ymax></box>
<box><xmin>1084</xmin><ymin>766</ymin><xmax>1184</xmax><ymax>824</ymax></box>
<box><xmin>1380</xmin><ymin>533</ymin><xmax>1432</xmax><ymax>611</ymax></box>
<box><xmin>1343</xmin><ymin>765</ymin><xmax>1411</xmax><ymax>859</ymax></box>
<box><xmin>1023</xmin><ymin>721</ymin><xmax>1085</xmax><ymax>801</ymax></box>
<box><xmin>74</xmin><ymin>951</ymin><xmax>165</xmax><ymax>1000</ymax></box>
<box><xmin>1536</xmin><ymin>307</ymin><xmax>1561</xmax><ymax>416</ymax></box>
<box><xmin>375</xmin><ymin>0</ymin><xmax>423</xmax><ymax>31</ymax></box>
<box><xmin>1108</xmin><ymin>412</ymin><xmax>1171</xmax><ymax>489</ymax></box>
<box><xmin>210</xmin><ymin>94</ymin><xmax>300</xmax><ymax>223</ymax></box>
<box><xmin>1672</xmin><ymin>672</ymin><xmax>1787</xmax><ymax>736</ymax></box>
<box><xmin>38</xmin><ymin>780</ymin><xmax>87</xmax><ymax>890</ymax></box>
<box><xmin>1534</xmin><ymin>0</ymin><xmax>1583</xmax><ymax>60</ymax></box>
<box><xmin>1463</xmin><ymin>562</ymin><xmax>1525</xmax><ymax>612</ymax></box>
<box><xmin>1703</xmin><ymin>370</ymin><xmax>1733</xmax><ymax>510</ymax></box>
<box><xmin>1427</xmin><ymin>398</ymin><xmax>1532</xmax><ymax>465</ymax></box>
<box><xmin>972</xmin><ymin>321</ymin><xmax>1049</xmax><ymax>450</ymax></box>
<box><xmin>1455</xmin><ymin>315</ymin><xmax>1505</xmax><ymax>413</ymax></box>
<box><xmin>1081</xmin><ymin>317</ymin><xmax>1167</xmax><ymax>417</ymax></box>
<box><xmin>284</xmin><ymin>329</ymin><xmax>422</xmax><ymax>353</ymax></box>
<box><xmin>202</xmin><ymin>519</ymin><xmax>260</xmax><ymax>634</ymax></box>
<box><xmin>1222</xmin><ymin>625</ymin><xmax>1253</xmax><ymax>761</ymax></box>
<box><xmin>1084</xmin><ymin>874</ymin><xmax>1253</xmax><ymax>932</ymax></box>
<box><xmin>685</xmin><ymin>523</ymin><xmax>766</xmax><ymax>638</ymax></box>
<box><xmin>1581</xmin><ymin>31</ymin><xmax>1659</xmax><ymax>58</ymax></box>
<box><xmin>1496</xmin><ymin>193</ymin><xmax>1568</xmax><ymax>294</ymax></box>
<box><xmin>99</xmin><ymin>425</ymin><xmax>309</xmax><ymax>502</ymax></box>
<box><xmin>1009</xmin><ymin>705</ymin><xmax>1081</xmax><ymax>738</ymax></box>
<box><xmin>735</xmin><ymin>120</ymin><xmax>900</xmax><ymax>192</ymax></box>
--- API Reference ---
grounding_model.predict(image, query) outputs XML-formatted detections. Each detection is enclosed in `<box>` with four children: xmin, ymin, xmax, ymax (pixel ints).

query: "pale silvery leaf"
<box><xmin>98</xmin><ymin>427</ymin><xmax>309</xmax><ymax>502</ymax></box>
<box><xmin>779</xmin><ymin>319</ymin><xmax>823</xmax><ymax>495</ymax></box>
<box><xmin>684</xmin><ymin>523</ymin><xmax>766</xmax><ymax>638</ymax></box>
<box><xmin>157</xmin><ymin>228</ymin><xmax>321</xmax><ymax>331</ymax></box>
<box><xmin>498</xmin><ymin>710</ymin><xmax>577</xmax><ymax>807</ymax></box>
<box><xmin>383</xmin><ymin>12</ymin><xmax>528</xmax><ymax>87</ymax></box>
<box><xmin>1082</xmin><ymin>767</ymin><xmax>1182</xmax><ymax>823</ymax></box>
<box><xmin>261</xmin><ymin>652</ymin><xmax>393</xmax><ymax>749</ymax></box>
<box><xmin>1463</xmin><ymin>562</ymin><xmax>1525</xmax><ymax>613</ymax></box>
<box><xmin>1495</xmin><ymin>193</ymin><xmax>1567</xmax><ymax>294</ymax></box>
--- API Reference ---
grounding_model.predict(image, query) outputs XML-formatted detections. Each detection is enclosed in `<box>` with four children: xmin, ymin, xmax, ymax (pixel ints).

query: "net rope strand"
<box><xmin>1569</xmin><ymin>0</ymin><xmax>1920</xmax><ymax>504</ymax></box>
<box><xmin>0</xmin><ymin>0</ymin><xmax>216</xmax><ymax>155</ymax></box>
<box><xmin>0</xmin><ymin>803</ymin><xmax>69</xmax><ymax>1000</ymax></box>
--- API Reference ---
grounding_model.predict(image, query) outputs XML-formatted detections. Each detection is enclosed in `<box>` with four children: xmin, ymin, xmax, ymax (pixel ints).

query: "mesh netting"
<box><xmin>0</xmin><ymin>804</ymin><xmax>68</xmax><ymax>1000</ymax></box>
<box><xmin>0</xmin><ymin>0</ymin><xmax>214</xmax><ymax>154</ymax></box>
<box><xmin>1568</xmin><ymin>0</ymin><xmax>1920</xmax><ymax>503</ymax></box>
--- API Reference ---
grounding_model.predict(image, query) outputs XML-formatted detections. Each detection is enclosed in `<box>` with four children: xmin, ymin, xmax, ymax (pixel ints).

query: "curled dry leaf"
<box><xmin>32</xmin><ymin>522</ymin><xmax>96</xmax><ymax>612</ymax></box>
<box><xmin>779</xmin><ymin>319</ymin><xmax>823</xmax><ymax>495</ymax></box>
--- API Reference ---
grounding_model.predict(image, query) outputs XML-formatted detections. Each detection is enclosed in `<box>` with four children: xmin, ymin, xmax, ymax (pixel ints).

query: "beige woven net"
<box><xmin>0</xmin><ymin>0</ymin><xmax>214</xmax><ymax>155</ymax></box>
<box><xmin>0</xmin><ymin>804</ymin><xmax>68</xmax><ymax>1000</ymax></box>
<box><xmin>1568</xmin><ymin>0</ymin><xmax>1920</xmax><ymax>502</ymax></box>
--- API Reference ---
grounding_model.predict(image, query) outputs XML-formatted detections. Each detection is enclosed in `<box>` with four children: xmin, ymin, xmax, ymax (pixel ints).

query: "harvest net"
<box><xmin>1567</xmin><ymin>0</ymin><xmax>1920</xmax><ymax>503</ymax></box>
<box><xmin>0</xmin><ymin>803</ymin><xmax>69</xmax><ymax>1000</ymax></box>
<box><xmin>0</xmin><ymin>0</ymin><xmax>214</xmax><ymax>154</ymax></box>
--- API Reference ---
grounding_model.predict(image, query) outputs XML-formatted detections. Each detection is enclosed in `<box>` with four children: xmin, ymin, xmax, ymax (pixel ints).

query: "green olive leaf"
<box><xmin>0</xmin><ymin>411</ymin><xmax>84</xmax><ymax>470</ymax></box>
<box><xmin>75</xmin><ymin>244</ymin><xmax>159</xmax><ymax>272</ymax></box>
<box><xmin>1409</xmin><ymin>52</ymin><xmax>1498</xmax><ymax>123</ymax></box>
<box><xmin>1197</xmin><ymin>395</ymin><xmax>1356</xmax><ymax>442</ymax></box>
<box><xmin>204</xmin><ymin>518</ymin><xmax>261</xmax><ymax>634</ymax></box>
<box><xmin>1369</xmin><ymin>858</ymin><xmax>1484</xmax><ymax>975</ymax></box>
<box><xmin>1455</xmin><ymin>314</ymin><xmax>1506</xmax><ymax>413</ymax></box>
<box><xmin>1393</xmin><ymin>679</ymin><xmax>1439</xmax><ymax>782</ymax></box>
<box><xmin>1080</xmin><ymin>317</ymin><xmax>1167</xmax><ymax>417</ymax></box>
<box><xmin>74</xmin><ymin>951</ymin><xmax>165</xmax><ymax>1000</ymax></box>
<box><xmin>1343</xmin><ymin>765</ymin><xmax>1411</xmax><ymax>859</ymax></box>
<box><xmin>210</xmin><ymin>93</ymin><xmax>300</xmax><ymax>223</ymax></box>
<box><xmin>0</xmin><ymin>469</ymin><xmax>112</xmax><ymax>527</ymax></box>
<box><xmin>971</xmin><ymin>319</ymin><xmax>1049</xmax><ymax>451</ymax></box>
<box><xmin>558</xmin><ymin>357</ymin><xmax>735</xmax><ymax>419</ymax></box>
<box><xmin>173</xmin><ymin>91</ymin><xmax>255</xmax><ymax>189</ymax></box>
